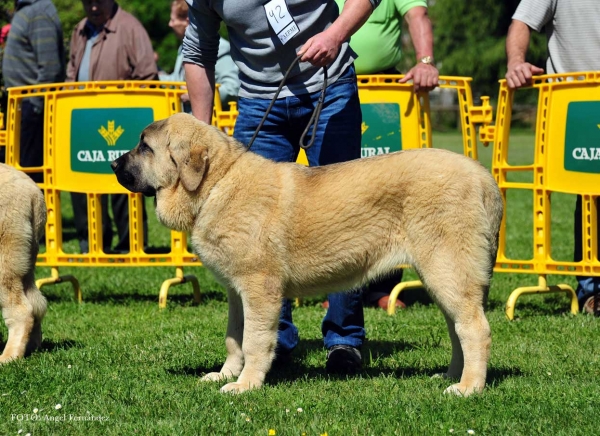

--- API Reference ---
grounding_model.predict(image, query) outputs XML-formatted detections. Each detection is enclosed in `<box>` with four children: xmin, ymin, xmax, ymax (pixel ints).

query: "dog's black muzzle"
<box><xmin>111</xmin><ymin>154</ymin><xmax>157</xmax><ymax>197</ymax></box>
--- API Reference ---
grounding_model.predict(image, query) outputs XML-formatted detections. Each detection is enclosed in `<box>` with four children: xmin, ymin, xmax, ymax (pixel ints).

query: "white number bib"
<box><xmin>264</xmin><ymin>0</ymin><xmax>299</xmax><ymax>45</ymax></box>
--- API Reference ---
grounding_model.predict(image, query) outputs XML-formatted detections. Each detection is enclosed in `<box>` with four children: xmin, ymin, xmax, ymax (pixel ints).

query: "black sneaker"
<box><xmin>326</xmin><ymin>345</ymin><xmax>362</xmax><ymax>375</ymax></box>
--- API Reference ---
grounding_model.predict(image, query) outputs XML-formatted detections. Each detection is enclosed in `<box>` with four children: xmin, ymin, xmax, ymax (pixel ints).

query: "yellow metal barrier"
<box><xmin>489</xmin><ymin>72</ymin><xmax>600</xmax><ymax>319</ymax></box>
<box><xmin>0</xmin><ymin>77</ymin><xmax>493</xmax><ymax>310</ymax></box>
<box><xmin>0</xmin><ymin>80</ymin><xmax>207</xmax><ymax>308</ymax></box>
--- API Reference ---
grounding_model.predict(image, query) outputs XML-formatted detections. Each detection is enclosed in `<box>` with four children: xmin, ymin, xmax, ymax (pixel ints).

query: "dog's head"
<box><xmin>111</xmin><ymin>113</ymin><xmax>210</xmax><ymax>197</ymax></box>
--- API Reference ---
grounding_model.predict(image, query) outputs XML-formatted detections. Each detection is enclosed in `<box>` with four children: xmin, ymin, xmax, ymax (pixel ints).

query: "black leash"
<box><xmin>246</xmin><ymin>55</ymin><xmax>328</xmax><ymax>151</ymax></box>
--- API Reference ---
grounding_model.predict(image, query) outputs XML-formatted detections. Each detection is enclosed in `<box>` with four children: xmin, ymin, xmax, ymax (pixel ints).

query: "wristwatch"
<box><xmin>419</xmin><ymin>56</ymin><xmax>435</xmax><ymax>66</ymax></box>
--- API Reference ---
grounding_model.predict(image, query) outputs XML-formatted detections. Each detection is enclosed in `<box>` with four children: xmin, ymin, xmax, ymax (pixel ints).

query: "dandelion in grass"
<box><xmin>55</xmin><ymin>404</ymin><xmax>62</xmax><ymax>410</ymax></box>
<box><xmin>33</xmin><ymin>408</ymin><xmax>38</xmax><ymax>413</ymax></box>
<box><xmin>467</xmin><ymin>430</ymin><xmax>475</xmax><ymax>435</ymax></box>
<box><xmin>268</xmin><ymin>430</ymin><xmax>276</xmax><ymax>435</ymax></box>
<box><xmin>297</xmin><ymin>407</ymin><xmax>303</xmax><ymax>413</ymax></box>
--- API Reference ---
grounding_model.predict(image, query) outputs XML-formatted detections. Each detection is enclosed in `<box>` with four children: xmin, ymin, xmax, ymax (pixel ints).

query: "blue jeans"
<box><xmin>233</xmin><ymin>65</ymin><xmax>365</xmax><ymax>352</ymax></box>
<box><xmin>574</xmin><ymin>195</ymin><xmax>600</xmax><ymax>308</ymax></box>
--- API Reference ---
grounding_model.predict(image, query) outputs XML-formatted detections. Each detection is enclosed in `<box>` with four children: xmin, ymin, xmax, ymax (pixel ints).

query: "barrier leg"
<box><xmin>158</xmin><ymin>267</ymin><xmax>201</xmax><ymax>309</ymax></box>
<box><xmin>505</xmin><ymin>275</ymin><xmax>579</xmax><ymax>320</ymax></box>
<box><xmin>36</xmin><ymin>267</ymin><xmax>82</xmax><ymax>303</ymax></box>
<box><xmin>387</xmin><ymin>280</ymin><xmax>425</xmax><ymax>315</ymax></box>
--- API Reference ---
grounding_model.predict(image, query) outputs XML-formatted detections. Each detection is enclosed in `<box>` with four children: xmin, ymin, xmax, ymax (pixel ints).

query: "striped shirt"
<box><xmin>513</xmin><ymin>0</ymin><xmax>600</xmax><ymax>74</ymax></box>
<box><xmin>2</xmin><ymin>0</ymin><xmax>65</xmax><ymax>92</ymax></box>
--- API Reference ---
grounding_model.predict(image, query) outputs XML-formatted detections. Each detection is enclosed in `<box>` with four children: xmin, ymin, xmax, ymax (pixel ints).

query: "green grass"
<box><xmin>1</xmin><ymin>131</ymin><xmax>599</xmax><ymax>435</ymax></box>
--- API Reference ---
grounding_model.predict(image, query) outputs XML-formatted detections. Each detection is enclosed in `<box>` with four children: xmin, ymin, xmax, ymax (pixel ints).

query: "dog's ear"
<box><xmin>170</xmin><ymin>141</ymin><xmax>209</xmax><ymax>192</ymax></box>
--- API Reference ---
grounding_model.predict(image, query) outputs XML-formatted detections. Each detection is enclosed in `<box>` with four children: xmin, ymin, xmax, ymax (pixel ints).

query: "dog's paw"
<box><xmin>220</xmin><ymin>381</ymin><xmax>259</xmax><ymax>394</ymax></box>
<box><xmin>0</xmin><ymin>355</ymin><xmax>20</xmax><ymax>364</ymax></box>
<box><xmin>201</xmin><ymin>372</ymin><xmax>232</xmax><ymax>382</ymax></box>
<box><xmin>443</xmin><ymin>383</ymin><xmax>483</xmax><ymax>397</ymax></box>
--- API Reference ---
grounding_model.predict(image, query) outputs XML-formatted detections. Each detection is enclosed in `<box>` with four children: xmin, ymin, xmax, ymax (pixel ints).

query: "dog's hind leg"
<box><xmin>443</xmin><ymin>303</ymin><xmax>490</xmax><ymax>397</ymax></box>
<box><xmin>440</xmin><ymin>312</ymin><xmax>464</xmax><ymax>379</ymax></box>
<box><xmin>24</xmin><ymin>273</ymin><xmax>47</xmax><ymax>356</ymax></box>
<box><xmin>202</xmin><ymin>287</ymin><xmax>244</xmax><ymax>382</ymax></box>
<box><xmin>420</xmin><ymin>259</ymin><xmax>491</xmax><ymax>397</ymax></box>
<box><xmin>220</xmin><ymin>276</ymin><xmax>282</xmax><ymax>394</ymax></box>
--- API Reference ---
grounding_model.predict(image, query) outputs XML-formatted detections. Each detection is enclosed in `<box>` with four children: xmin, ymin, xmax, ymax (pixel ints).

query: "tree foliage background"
<box><xmin>429</xmin><ymin>0</ymin><xmax>547</xmax><ymax>100</ymax></box>
<box><xmin>0</xmin><ymin>0</ymin><xmax>549</xmax><ymax>102</ymax></box>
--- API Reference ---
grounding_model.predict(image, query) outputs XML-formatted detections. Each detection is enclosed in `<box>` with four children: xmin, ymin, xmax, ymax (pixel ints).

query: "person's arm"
<box><xmin>398</xmin><ymin>6</ymin><xmax>438</xmax><ymax>92</ymax></box>
<box><xmin>505</xmin><ymin>19</ymin><xmax>544</xmax><ymax>89</ymax></box>
<box><xmin>182</xmin><ymin>1</ymin><xmax>222</xmax><ymax>123</ymax></box>
<box><xmin>129</xmin><ymin>22</ymin><xmax>159</xmax><ymax>81</ymax></box>
<box><xmin>184</xmin><ymin>63</ymin><xmax>215</xmax><ymax>123</ymax></box>
<box><xmin>298</xmin><ymin>0</ymin><xmax>379</xmax><ymax>67</ymax></box>
<box><xmin>32</xmin><ymin>13</ymin><xmax>64</xmax><ymax>85</ymax></box>
<box><xmin>65</xmin><ymin>28</ymin><xmax>79</xmax><ymax>82</ymax></box>
<box><xmin>215</xmin><ymin>39</ymin><xmax>240</xmax><ymax>109</ymax></box>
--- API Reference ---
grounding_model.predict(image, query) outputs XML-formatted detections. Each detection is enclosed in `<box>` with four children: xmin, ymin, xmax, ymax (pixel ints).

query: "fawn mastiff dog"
<box><xmin>112</xmin><ymin>113</ymin><xmax>503</xmax><ymax>396</ymax></box>
<box><xmin>0</xmin><ymin>163</ymin><xmax>47</xmax><ymax>362</ymax></box>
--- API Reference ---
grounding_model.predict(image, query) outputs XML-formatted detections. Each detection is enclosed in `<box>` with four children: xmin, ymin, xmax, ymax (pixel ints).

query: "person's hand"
<box><xmin>505</xmin><ymin>62</ymin><xmax>544</xmax><ymax>89</ymax></box>
<box><xmin>297</xmin><ymin>31</ymin><xmax>340</xmax><ymax>67</ymax></box>
<box><xmin>180</xmin><ymin>93</ymin><xmax>190</xmax><ymax>103</ymax></box>
<box><xmin>398</xmin><ymin>63</ymin><xmax>439</xmax><ymax>93</ymax></box>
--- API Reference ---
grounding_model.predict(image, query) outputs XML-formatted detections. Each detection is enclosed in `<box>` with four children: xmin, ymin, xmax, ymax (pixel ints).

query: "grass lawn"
<box><xmin>1</xmin><ymin>130</ymin><xmax>599</xmax><ymax>435</ymax></box>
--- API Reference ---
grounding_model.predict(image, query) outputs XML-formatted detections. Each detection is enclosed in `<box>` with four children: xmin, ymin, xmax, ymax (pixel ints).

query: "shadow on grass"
<box><xmin>39</xmin><ymin>338</ymin><xmax>82</xmax><ymax>353</ymax></box>
<box><xmin>43</xmin><ymin>289</ymin><xmax>227</xmax><ymax>305</ymax></box>
<box><xmin>165</xmin><ymin>338</ymin><xmax>523</xmax><ymax>389</ymax></box>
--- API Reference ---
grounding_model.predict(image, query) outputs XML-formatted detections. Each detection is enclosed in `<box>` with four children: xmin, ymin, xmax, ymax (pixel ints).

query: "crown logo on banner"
<box><xmin>361</xmin><ymin>121</ymin><xmax>369</xmax><ymax>135</ymax></box>
<box><xmin>98</xmin><ymin>121</ymin><xmax>125</xmax><ymax>146</ymax></box>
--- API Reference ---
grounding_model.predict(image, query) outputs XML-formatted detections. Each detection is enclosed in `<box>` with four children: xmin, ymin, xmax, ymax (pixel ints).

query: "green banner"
<box><xmin>71</xmin><ymin>108</ymin><xmax>154</xmax><ymax>174</ymax></box>
<box><xmin>564</xmin><ymin>101</ymin><xmax>600</xmax><ymax>174</ymax></box>
<box><xmin>360</xmin><ymin>103</ymin><xmax>402</xmax><ymax>158</ymax></box>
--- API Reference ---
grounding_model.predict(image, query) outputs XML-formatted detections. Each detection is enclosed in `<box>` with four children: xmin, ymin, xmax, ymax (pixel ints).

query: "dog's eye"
<box><xmin>139</xmin><ymin>141</ymin><xmax>153</xmax><ymax>154</ymax></box>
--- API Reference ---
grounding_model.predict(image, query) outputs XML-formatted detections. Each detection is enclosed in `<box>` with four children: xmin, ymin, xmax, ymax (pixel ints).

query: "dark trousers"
<box><xmin>573</xmin><ymin>195</ymin><xmax>600</xmax><ymax>307</ymax></box>
<box><xmin>364</xmin><ymin>270</ymin><xmax>405</xmax><ymax>305</ymax></box>
<box><xmin>71</xmin><ymin>192</ymin><xmax>148</xmax><ymax>253</ymax></box>
<box><xmin>19</xmin><ymin>99</ymin><xmax>44</xmax><ymax>183</ymax></box>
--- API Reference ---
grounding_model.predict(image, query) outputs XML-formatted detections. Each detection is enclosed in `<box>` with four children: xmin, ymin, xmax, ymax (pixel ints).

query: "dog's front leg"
<box><xmin>220</xmin><ymin>277</ymin><xmax>281</xmax><ymax>394</ymax></box>
<box><xmin>0</xmin><ymin>286</ymin><xmax>35</xmax><ymax>363</ymax></box>
<box><xmin>202</xmin><ymin>287</ymin><xmax>244</xmax><ymax>382</ymax></box>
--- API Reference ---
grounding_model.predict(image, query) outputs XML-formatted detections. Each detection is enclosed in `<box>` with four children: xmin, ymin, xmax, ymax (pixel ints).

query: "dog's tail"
<box><xmin>27</xmin><ymin>188</ymin><xmax>48</xmax><ymax>324</ymax></box>
<box><xmin>481</xmin><ymin>175</ymin><xmax>504</xmax><ymax>307</ymax></box>
<box><xmin>30</xmin><ymin>188</ymin><xmax>47</xmax><ymax>245</ymax></box>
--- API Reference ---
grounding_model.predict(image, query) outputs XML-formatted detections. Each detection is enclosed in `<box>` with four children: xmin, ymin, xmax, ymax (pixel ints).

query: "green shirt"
<box><xmin>336</xmin><ymin>0</ymin><xmax>427</xmax><ymax>74</ymax></box>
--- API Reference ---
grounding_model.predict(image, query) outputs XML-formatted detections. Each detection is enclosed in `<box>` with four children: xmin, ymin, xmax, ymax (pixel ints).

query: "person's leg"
<box><xmin>292</xmin><ymin>65</ymin><xmax>366</xmax><ymax>367</ymax></box>
<box><xmin>574</xmin><ymin>195</ymin><xmax>600</xmax><ymax>311</ymax></box>
<box><xmin>100</xmin><ymin>195</ymin><xmax>113</xmax><ymax>252</ymax></box>
<box><xmin>112</xmin><ymin>194</ymin><xmax>131</xmax><ymax>253</ymax></box>
<box><xmin>19</xmin><ymin>99</ymin><xmax>44</xmax><ymax>183</ymax></box>
<box><xmin>233</xmin><ymin>97</ymin><xmax>299</xmax><ymax>355</ymax></box>
<box><xmin>71</xmin><ymin>192</ymin><xmax>89</xmax><ymax>253</ymax></box>
<box><xmin>365</xmin><ymin>270</ymin><xmax>405</xmax><ymax>309</ymax></box>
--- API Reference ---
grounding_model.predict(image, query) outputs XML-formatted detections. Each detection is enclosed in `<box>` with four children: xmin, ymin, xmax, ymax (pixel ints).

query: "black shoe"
<box><xmin>326</xmin><ymin>345</ymin><xmax>362</xmax><ymax>375</ymax></box>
